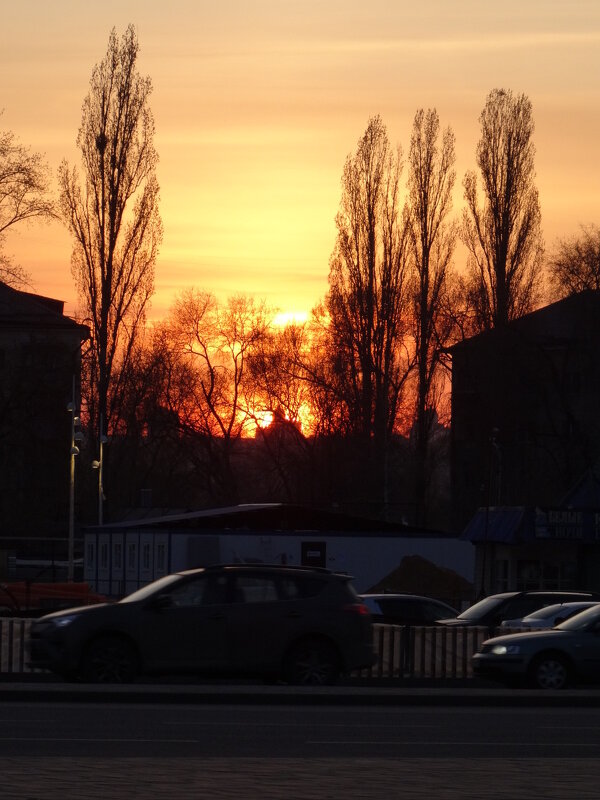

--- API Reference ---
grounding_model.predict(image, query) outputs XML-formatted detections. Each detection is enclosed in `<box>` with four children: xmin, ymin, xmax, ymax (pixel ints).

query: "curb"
<box><xmin>1</xmin><ymin>681</ymin><xmax>600</xmax><ymax>707</ymax></box>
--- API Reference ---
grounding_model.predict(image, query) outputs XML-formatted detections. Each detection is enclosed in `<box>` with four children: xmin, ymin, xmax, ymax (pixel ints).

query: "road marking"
<box><xmin>0</xmin><ymin>737</ymin><xmax>206</xmax><ymax>743</ymax></box>
<box><xmin>163</xmin><ymin>721</ymin><xmax>438</xmax><ymax>728</ymax></box>
<box><xmin>306</xmin><ymin>740</ymin><xmax>600</xmax><ymax>748</ymax></box>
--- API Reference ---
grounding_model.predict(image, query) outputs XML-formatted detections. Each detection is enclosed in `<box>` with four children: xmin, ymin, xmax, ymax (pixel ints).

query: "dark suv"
<box><xmin>29</xmin><ymin>564</ymin><xmax>375</xmax><ymax>685</ymax></box>
<box><xmin>437</xmin><ymin>590</ymin><xmax>600</xmax><ymax>630</ymax></box>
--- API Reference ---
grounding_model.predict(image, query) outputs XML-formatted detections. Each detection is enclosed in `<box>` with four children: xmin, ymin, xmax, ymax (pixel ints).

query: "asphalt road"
<box><xmin>1</xmin><ymin>697</ymin><xmax>600</xmax><ymax>799</ymax></box>
<box><xmin>1</xmin><ymin>700</ymin><xmax>599</xmax><ymax>758</ymax></box>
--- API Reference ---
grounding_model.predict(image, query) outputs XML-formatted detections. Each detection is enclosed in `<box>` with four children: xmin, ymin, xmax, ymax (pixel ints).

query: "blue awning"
<box><xmin>461</xmin><ymin>507</ymin><xmax>534</xmax><ymax>544</ymax></box>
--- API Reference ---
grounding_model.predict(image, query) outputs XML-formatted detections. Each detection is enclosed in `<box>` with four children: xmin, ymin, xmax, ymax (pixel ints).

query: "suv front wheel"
<box><xmin>81</xmin><ymin>635</ymin><xmax>139</xmax><ymax>683</ymax></box>
<box><xmin>283</xmin><ymin>638</ymin><xmax>340</xmax><ymax>686</ymax></box>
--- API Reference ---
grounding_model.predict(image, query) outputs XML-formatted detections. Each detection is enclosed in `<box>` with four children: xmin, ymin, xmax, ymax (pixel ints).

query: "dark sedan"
<box><xmin>361</xmin><ymin>593</ymin><xmax>458</xmax><ymax>626</ymax></box>
<box><xmin>472</xmin><ymin>603</ymin><xmax>600</xmax><ymax>689</ymax></box>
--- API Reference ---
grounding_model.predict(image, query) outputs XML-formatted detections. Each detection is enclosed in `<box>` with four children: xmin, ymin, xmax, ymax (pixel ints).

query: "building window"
<box><xmin>100</xmin><ymin>543</ymin><xmax>108</xmax><ymax>569</ymax></box>
<box><xmin>127</xmin><ymin>543</ymin><xmax>137</xmax><ymax>570</ymax></box>
<box><xmin>516</xmin><ymin>559</ymin><xmax>577</xmax><ymax>590</ymax></box>
<box><xmin>142</xmin><ymin>543</ymin><xmax>151</xmax><ymax>570</ymax></box>
<box><xmin>156</xmin><ymin>543</ymin><xmax>166</xmax><ymax>572</ymax></box>
<box><xmin>493</xmin><ymin>559</ymin><xmax>509</xmax><ymax>592</ymax></box>
<box><xmin>113</xmin><ymin>542</ymin><xmax>122</xmax><ymax>570</ymax></box>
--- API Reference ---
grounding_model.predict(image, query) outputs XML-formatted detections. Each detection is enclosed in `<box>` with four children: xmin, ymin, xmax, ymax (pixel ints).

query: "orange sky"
<box><xmin>3</xmin><ymin>1</ymin><xmax>600</xmax><ymax>321</ymax></box>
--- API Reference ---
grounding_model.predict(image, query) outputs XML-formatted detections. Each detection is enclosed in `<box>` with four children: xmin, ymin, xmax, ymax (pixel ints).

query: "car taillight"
<box><xmin>343</xmin><ymin>602</ymin><xmax>370</xmax><ymax>616</ymax></box>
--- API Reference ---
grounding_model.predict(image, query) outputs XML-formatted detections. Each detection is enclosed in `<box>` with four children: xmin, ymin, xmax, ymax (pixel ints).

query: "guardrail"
<box><xmin>1</xmin><ymin>618</ymin><xmax>503</xmax><ymax>679</ymax></box>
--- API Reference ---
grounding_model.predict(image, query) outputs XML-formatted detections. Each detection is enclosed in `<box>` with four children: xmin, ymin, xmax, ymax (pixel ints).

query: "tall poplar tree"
<box><xmin>59</xmin><ymin>25</ymin><xmax>162</xmax><ymax>444</ymax></box>
<box><xmin>462</xmin><ymin>89</ymin><xmax>543</xmax><ymax>330</ymax></box>
<box><xmin>327</xmin><ymin>116</ymin><xmax>411</xmax><ymax>507</ymax></box>
<box><xmin>407</xmin><ymin>108</ymin><xmax>457</xmax><ymax>523</ymax></box>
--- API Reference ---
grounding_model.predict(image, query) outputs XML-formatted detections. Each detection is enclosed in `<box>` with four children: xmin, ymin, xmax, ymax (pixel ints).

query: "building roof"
<box><xmin>0</xmin><ymin>281</ymin><xmax>88</xmax><ymax>338</ymax></box>
<box><xmin>87</xmin><ymin>503</ymin><xmax>459</xmax><ymax>538</ymax></box>
<box><xmin>450</xmin><ymin>289</ymin><xmax>600</xmax><ymax>354</ymax></box>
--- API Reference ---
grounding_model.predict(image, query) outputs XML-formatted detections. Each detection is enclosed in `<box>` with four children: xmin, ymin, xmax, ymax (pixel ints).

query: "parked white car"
<box><xmin>500</xmin><ymin>601</ymin><xmax>600</xmax><ymax>629</ymax></box>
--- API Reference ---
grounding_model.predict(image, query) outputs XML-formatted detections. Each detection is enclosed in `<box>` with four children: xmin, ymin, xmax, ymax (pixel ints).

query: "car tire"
<box><xmin>528</xmin><ymin>652</ymin><xmax>571</xmax><ymax>690</ymax></box>
<box><xmin>283</xmin><ymin>638</ymin><xmax>340</xmax><ymax>686</ymax></box>
<box><xmin>81</xmin><ymin>636</ymin><xmax>139</xmax><ymax>684</ymax></box>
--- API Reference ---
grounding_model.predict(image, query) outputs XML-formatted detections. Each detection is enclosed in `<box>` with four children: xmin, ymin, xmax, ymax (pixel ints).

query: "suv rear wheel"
<box><xmin>283</xmin><ymin>638</ymin><xmax>340</xmax><ymax>686</ymax></box>
<box><xmin>81</xmin><ymin>636</ymin><xmax>138</xmax><ymax>683</ymax></box>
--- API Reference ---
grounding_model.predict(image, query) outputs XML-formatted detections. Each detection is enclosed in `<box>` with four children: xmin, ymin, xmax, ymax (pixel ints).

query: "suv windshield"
<box><xmin>118</xmin><ymin>574</ymin><xmax>183</xmax><ymax>604</ymax></box>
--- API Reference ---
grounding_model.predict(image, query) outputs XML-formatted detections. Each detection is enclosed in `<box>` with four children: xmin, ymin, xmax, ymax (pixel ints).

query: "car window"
<box><xmin>165</xmin><ymin>574</ymin><xmax>228</xmax><ymax>607</ymax></box>
<box><xmin>522</xmin><ymin>604</ymin><xmax>564</xmax><ymax>620</ymax></box>
<box><xmin>362</xmin><ymin>598</ymin><xmax>383</xmax><ymax>616</ymax></box>
<box><xmin>457</xmin><ymin>596</ymin><xmax>506</xmax><ymax>621</ymax></box>
<box><xmin>232</xmin><ymin>575</ymin><xmax>279</xmax><ymax>604</ymax></box>
<box><xmin>423</xmin><ymin>600</ymin><xmax>452</xmax><ymax>621</ymax></box>
<box><xmin>378</xmin><ymin>598</ymin><xmax>412</xmax><ymax>617</ymax></box>
<box><xmin>502</xmin><ymin>597</ymin><xmax>551</xmax><ymax>619</ymax></box>
<box><xmin>278</xmin><ymin>576</ymin><xmax>325</xmax><ymax>600</ymax></box>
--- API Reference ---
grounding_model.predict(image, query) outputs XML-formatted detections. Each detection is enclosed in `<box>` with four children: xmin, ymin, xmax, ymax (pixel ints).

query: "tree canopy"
<box><xmin>0</xmin><ymin>121</ymin><xmax>54</xmax><ymax>287</ymax></box>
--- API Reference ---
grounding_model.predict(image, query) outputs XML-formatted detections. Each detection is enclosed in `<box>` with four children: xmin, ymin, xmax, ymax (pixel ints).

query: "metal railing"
<box><xmin>1</xmin><ymin>618</ymin><xmax>498</xmax><ymax>679</ymax></box>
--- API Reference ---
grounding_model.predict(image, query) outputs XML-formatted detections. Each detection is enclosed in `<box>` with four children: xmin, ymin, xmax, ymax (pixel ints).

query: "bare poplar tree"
<box><xmin>406</xmin><ymin>108</ymin><xmax>457</xmax><ymax>522</ymax></box>
<box><xmin>549</xmin><ymin>224</ymin><xmax>600</xmax><ymax>298</ymax></box>
<box><xmin>58</xmin><ymin>25</ymin><xmax>162</xmax><ymax>442</ymax></box>
<box><xmin>462</xmin><ymin>89</ymin><xmax>543</xmax><ymax>330</ymax></box>
<box><xmin>327</xmin><ymin>116</ymin><xmax>411</xmax><ymax>507</ymax></box>
<box><xmin>0</xmin><ymin>120</ymin><xmax>54</xmax><ymax>286</ymax></box>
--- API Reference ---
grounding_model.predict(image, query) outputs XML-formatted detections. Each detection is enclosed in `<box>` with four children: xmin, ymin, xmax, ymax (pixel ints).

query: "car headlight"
<box><xmin>51</xmin><ymin>615</ymin><xmax>78</xmax><ymax>628</ymax></box>
<box><xmin>491</xmin><ymin>643</ymin><xmax>521</xmax><ymax>655</ymax></box>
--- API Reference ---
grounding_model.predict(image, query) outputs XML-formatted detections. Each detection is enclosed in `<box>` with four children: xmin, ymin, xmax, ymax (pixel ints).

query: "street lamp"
<box><xmin>67</xmin><ymin>395</ymin><xmax>84</xmax><ymax>582</ymax></box>
<box><xmin>91</xmin><ymin>414</ymin><xmax>108</xmax><ymax>526</ymax></box>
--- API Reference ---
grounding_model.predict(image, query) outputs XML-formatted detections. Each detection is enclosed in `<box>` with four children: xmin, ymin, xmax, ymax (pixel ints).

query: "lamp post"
<box><xmin>67</xmin><ymin>386</ymin><xmax>84</xmax><ymax>582</ymax></box>
<box><xmin>91</xmin><ymin>414</ymin><xmax>108</xmax><ymax>526</ymax></box>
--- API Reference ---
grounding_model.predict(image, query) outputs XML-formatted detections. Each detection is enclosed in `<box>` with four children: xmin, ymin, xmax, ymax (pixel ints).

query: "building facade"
<box><xmin>451</xmin><ymin>290</ymin><xmax>600</xmax><ymax>530</ymax></box>
<box><xmin>83</xmin><ymin>503</ymin><xmax>475</xmax><ymax>601</ymax></box>
<box><xmin>0</xmin><ymin>282</ymin><xmax>88</xmax><ymax>555</ymax></box>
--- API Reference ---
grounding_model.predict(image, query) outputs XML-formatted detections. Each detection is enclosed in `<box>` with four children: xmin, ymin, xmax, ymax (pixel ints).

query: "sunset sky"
<box><xmin>3</xmin><ymin>1</ymin><xmax>599</xmax><ymax>321</ymax></box>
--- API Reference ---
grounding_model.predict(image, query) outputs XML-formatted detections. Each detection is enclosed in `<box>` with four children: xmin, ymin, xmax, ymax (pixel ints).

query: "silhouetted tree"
<box><xmin>0</xmin><ymin>118</ymin><xmax>54</xmax><ymax>286</ymax></box>
<box><xmin>462</xmin><ymin>89</ymin><xmax>543</xmax><ymax>330</ymax></box>
<box><xmin>167</xmin><ymin>290</ymin><xmax>271</xmax><ymax>504</ymax></box>
<box><xmin>58</xmin><ymin>25</ymin><xmax>162</xmax><ymax>450</ymax></box>
<box><xmin>326</xmin><ymin>116</ymin><xmax>412</xmax><ymax>508</ymax></box>
<box><xmin>406</xmin><ymin>108</ymin><xmax>457</xmax><ymax>524</ymax></box>
<box><xmin>549</xmin><ymin>224</ymin><xmax>600</xmax><ymax>298</ymax></box>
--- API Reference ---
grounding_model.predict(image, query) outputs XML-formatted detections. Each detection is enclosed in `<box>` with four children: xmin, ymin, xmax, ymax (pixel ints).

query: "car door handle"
<box><xmin>285</xmin><ymin>611</ymin><xmax>302</xmax><ymax>618</ymax></box>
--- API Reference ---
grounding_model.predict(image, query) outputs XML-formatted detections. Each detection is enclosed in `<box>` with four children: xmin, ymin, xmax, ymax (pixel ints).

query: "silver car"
<box><xmin>500</xmin><ymin>601</ymin><xmax>600</xmax><ymax>629</ymax></box>
<box><xmin>472</xmin><ymin>603</ymin><xmax>600</xmax><ymax>689</ymax></box>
